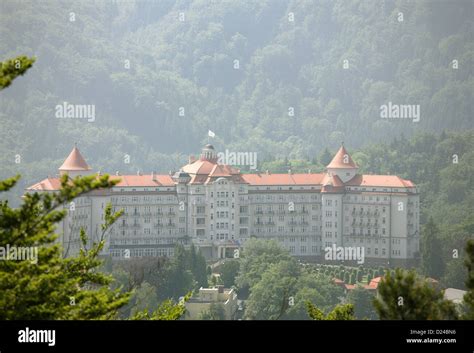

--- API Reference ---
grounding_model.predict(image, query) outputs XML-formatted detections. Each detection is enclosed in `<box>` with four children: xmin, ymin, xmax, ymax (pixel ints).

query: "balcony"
<box><xmin>288</xmin><ymin>221</ymin><xmax>298</xmax><ymax>226</ymax></box>
<box><xmin>256</xmin><ymin>210</ymin><xmax>264</xmax><ymax>215</ymax></box>
<box><xmin>265</xmin><ymin>221</ymin><xmax>275</xmax><ymax>225</ymax></box>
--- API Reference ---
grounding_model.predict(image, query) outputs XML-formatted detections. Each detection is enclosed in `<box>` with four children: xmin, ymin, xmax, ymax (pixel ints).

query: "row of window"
<box><xmin>110</xmin><ymin>248</ymin><xmax>173</xmax><ymax>258</ymax></box>
<box><xmin>110</xmin><ymin>237</ymin><xmax>178</xmax><ymax>245</ymax></box>
<box><xmin>112</xmin><ymin>229</ymin><xmax>182</xmax><ymax>236</ymax></box>
<box><xmin>211</xmin><ymin>191</ymin><xmax>234</xmax><ymax>198</ymax></box>
<box><xmin>351</xmin><ymin>228</ymin><xmax>386</xmax><ymax>236</ymax></box>
<box><xmin>112</xmin><ymin>195</ymin><xmax>177</xmax><ymax>203</ymax></box>
<box><xmin>250</xmin><ymin>194</ymin><xmax>320</xmax><ymax>202</ymax></box>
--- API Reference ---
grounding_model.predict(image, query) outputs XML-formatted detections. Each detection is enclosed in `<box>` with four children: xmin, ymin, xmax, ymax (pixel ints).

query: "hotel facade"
<box><xmin>27</xmin><ymin>144</ymin><xmax>420</xmax><ymax>267</ymax></box>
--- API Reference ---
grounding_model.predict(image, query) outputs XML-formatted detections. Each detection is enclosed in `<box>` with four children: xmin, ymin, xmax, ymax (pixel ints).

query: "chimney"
<box><xmin>137</xmin><ymin>170</ymin><xmax>141</xmax><ymax>176</ymax></box>
<box><xmin>97</xmin><ymin>170</ymin><xmax>101</xmax><ymax>176</ymax></box>
<box><xmin>189</xmin><ymin>155</ymin><xmax>196</xmax><ymax>164</ymax></box>
<box><xmin>217</xmin><ymin>285</ymin><xmax>224</xmax><ymax>294</ymax></box>
<box><xmin>151</xmin><ymin>171</ymin><xmax>156</xmax><ymax>181</ymax></box>
<box><xmin>115</xmin><ymin>171</ymin><xmax>120</xmax><ymax>176</ymax></box>
<box><xmin>308</xmin><ymin>169</ymin><xmax>311</xmax><ymax>174</ymax></box>
<box><xmin>288</xmin><ymin>169</ymin><xmax>292</xmax><ymax>175</ymax></box>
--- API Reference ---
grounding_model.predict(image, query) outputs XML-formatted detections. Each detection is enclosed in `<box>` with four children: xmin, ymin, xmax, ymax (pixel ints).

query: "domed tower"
<box><xmin>58</xmin><ymin>145</ymin><xmax>93</xmax><ymax>178</ymax></box>
<box><xmin>200</xmin><ymin>144</ymin><xmax>218</xmax><ymax>163</ymax></box>
<box><xmin>326</xmin><ymin>144</ymin><xmax>358</xmax><ymax>183</ymax></box>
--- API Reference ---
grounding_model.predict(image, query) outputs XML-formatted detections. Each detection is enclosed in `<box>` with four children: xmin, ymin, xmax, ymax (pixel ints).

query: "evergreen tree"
<box><xmin>0</xmin><ymin>174</ymin><xmax>130</xmax><ymax>319</ymax></box>
<box><xmin>373</xmin><ymin>269</ymin><xmax>458</xmax><ymax>320</ymax></box>
<box><xmin>347</xmin><ymin>286</ymin><xmax>377</xmax><ymax>320</ymax></box>
<box><xmin>0</xmin><ymin>55</ymin><xmax>35</xmax><ymax>90</ymax></box>
<box><xmin>306</xmin><ymin>302</ymin><xmax>354</xmax><ymax>320</ymax></box>
<box><xmin>319</xmin><ymin>148</ymin><xmax>332</xmax><ymax>166</ymax></box>
<box><xmin>463</xmin><ymin>240</ymin><xmax>474</xmax><ymax>319</ymax></box>
<box><xmin>188</xmin><ymin>244</ymin><xmax>207</xmax><ymax>288</ymax></box>
<box><xmin>421</xmin><ymin>217</ymin><xmax>444</xmax><ymax>278</ymax></box>
<box><xmin>219</xmin><ymin>260</ymin><xmax>240</xmax><ymax>288</ymax></box>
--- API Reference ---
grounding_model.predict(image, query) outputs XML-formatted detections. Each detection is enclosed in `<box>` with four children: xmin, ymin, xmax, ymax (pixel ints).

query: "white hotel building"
<box><xmin>27</xmin><ymin>144</ymin><xmax>420</xmax><ymax>267</ymax></box>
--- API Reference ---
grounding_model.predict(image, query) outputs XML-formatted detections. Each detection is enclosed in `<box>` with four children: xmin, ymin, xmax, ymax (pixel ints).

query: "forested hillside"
<box><xmin>0</xmin><ymin>0</ymin><xmax>473</xmax><ymax>204</ymax></box>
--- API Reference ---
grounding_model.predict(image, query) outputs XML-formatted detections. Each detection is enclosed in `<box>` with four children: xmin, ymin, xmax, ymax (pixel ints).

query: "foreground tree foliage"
<box><xmin>346</xmin><ymin>285</ymin><xmax>378</xmax><ymax>320</ymax></box>
<box><xmin>306</xmin><ymin>302</ymin><xmax>355</xmax><ymax>320</ymax></box>
<box><xmin>463</xmin><ymin>240</ymin><xmax>474</xmax><ymax>319</ymax></box>
<box><xmin>0</xmin><ymin>55</ymin><xmax>35</xmax><ymax>90</ymax></box>
<box><xmin>0</xmin><ymin>174</ymin><xmax>130</xmax><ymax>319</ymax></box>
<box><xmin>373</xmin><ymin>269</ymin><xmax>458</xmax><ymax>320</ymax></box>
<box><xmin>132</xmin><ymin>293</ymin><xmax>191</xmax><ymax>321</ymax></box>
<box><xmin>239</xmin><ymin>239</ymin><xmax>344</xmax><ymax>320</ymax></box>
<box><xmin>0</xmin><ymin>174</ymin><xmax>186</xmax><ymax>320</ymax></box>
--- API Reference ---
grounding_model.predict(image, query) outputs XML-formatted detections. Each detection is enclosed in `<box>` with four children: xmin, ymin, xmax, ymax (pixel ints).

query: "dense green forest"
<box><xmin>0</xmin><ymin>0</ymin><xmax>473</xmax><ymax>205</ymax></box>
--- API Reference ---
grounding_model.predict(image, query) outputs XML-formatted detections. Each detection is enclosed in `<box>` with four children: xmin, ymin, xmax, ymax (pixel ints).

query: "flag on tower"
<box><xmin>208</xmin><ymin>130</ymin><xmax>215</xmax><ymax>138</ymax></box>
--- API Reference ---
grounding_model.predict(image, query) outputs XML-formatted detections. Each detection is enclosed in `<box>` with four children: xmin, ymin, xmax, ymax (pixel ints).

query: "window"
<box><xmin>196</xmin><ymin>218</ymin><xmax>205</xmax><ymax>225</ymax></box>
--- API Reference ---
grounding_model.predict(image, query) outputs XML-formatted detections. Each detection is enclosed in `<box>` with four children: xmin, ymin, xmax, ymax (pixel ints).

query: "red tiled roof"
<box><xmin>241</xmin><ymin>173</ymin><xmax>325</xmax><ymax>186</ymax></box>
<box><xmin>59</xmin><ymin>147</ymin><xmax>91</xmax><ymax>171</ymax></box>
<box><xmin>365</xmin><ymin>276</ymin><xmax>383</xmax><ymax>290</ymax></box>
<box><xmin>346</xmin><ymin>175</ymin><xmax>414</xmax><ymax>188</ymax></box>
<box><xmin>321</xmin><ymin>173</ymin><xmax>345</xmax><ymax>193</ymax></box>
<box><xmin>110</xmin><ymin>175</ymin><xmax>175</xmax><ymax>187</ymax></box>
<box><xmin>327</xmin><ymin>146</ymin><xmax>358</xmax><ymax>169</ymax></box>
<box><xmin>208</xmin><ymin>164</ymin><xmax>240</xmax><ymax>177</ymax></box>
<box><xmin>182</xmin><ymin>159</ymin><xmax>241</xmax><ymax>176</ymax></box>
<box><xmin>26</xmin><ymin>177</ymin><xmax>62</xmax><ymax>191</ymax></box>
<box><xmin>182</xmin><ymin>160</ymin><xmax>216</xmax><ymax>175</ymax></box>
<box><xmin>26</xmin><ymin>174</ymin><xmax>176</xmax><ymax>191</ymax></box>
<box><xmin>26</xmin><ymin>172</ymin><xmax>416</xmax><ymax>190</ymax></box>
